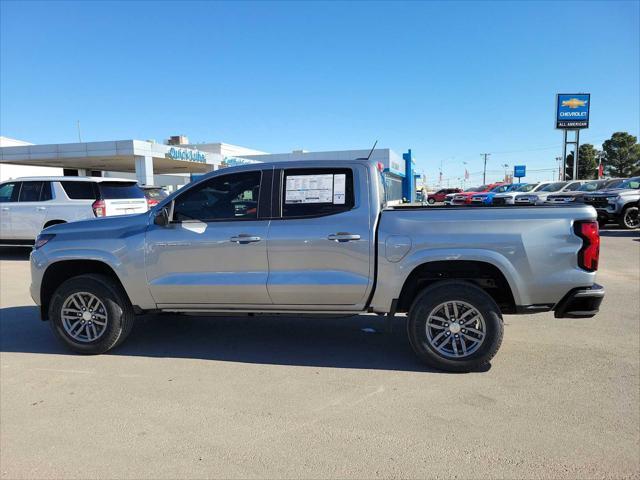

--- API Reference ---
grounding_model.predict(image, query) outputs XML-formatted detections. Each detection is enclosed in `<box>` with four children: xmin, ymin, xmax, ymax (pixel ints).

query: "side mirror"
<box><xmin>154</xmin><ymin>207</ymin><xmax>170</xmax><ymax>226</ymax></box>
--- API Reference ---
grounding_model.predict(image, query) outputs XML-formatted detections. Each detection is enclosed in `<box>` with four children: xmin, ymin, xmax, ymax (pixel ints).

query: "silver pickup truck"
<box><xmin>30</xmin><ymin>160</ymin><xmax>604</xmax><ymax>372</ymax></box>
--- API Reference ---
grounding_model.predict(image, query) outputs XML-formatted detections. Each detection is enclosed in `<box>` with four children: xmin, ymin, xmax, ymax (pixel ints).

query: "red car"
<box><xmin>451</xmin><ymin>182</ymin><xmax>505</xmax><ymax>205</ymax></box>
<box><xmin>426</xmin><ymin>188</ymin><xmax>462</xmax><ymax>204</ymax></box>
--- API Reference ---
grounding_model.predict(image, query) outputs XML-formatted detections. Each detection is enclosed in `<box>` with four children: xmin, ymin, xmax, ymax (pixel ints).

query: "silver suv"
<box><xmin>583</xmin><ymin>176</ymin><xmax>640</xmax><ymax>229</ymax></box>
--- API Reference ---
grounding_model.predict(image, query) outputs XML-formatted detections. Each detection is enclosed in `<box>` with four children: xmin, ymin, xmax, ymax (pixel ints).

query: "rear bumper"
<box><xmin>553</xmin><ymin>283</ymin><xmax>605</xmax><ymax>318</ymax></box>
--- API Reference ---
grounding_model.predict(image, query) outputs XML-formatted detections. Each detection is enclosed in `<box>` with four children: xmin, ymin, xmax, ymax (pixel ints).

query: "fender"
<box><xmin>371</xmin><ymin>247</ymin><xmax>526</xmax><ymax>313</ymax></box>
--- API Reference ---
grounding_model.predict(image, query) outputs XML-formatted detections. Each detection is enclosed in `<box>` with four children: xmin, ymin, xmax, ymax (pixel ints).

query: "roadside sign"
<box><xmin>556</xmin><ymin>93</ymin><xmax>590</xmax><ymax>129</ymax></box>
<box><xmin>514</xmin><ymin>165</ymin><xmax>526</xmax><ymax>178</ymax></box>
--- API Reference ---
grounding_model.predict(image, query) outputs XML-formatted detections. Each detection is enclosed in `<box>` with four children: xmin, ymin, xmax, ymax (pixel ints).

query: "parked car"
<box><xmin>492</xmin><ymin>182</ymin><xmax>547</xmax><ymax>206</ymax></box>
<box><xmin>141</xmin><ymin>186</ymin><xmax>169</xmax><ymax>208</ymax></box>
<box><xmin>427</xmin><ymin>188</ymin><xmax>462</xmax><ymax>205</ymax></box>
<box><xmin>545</xmin><ymin>178</ymin><xmax>625</xmax><ymax>205</ymax></box>
<box><xmin>0</xmin><ymin>177</ymin><xmax>148</xmax><ymax>246</ymax></box>
<box><xmin>470</xmin><ymin>184</ymin><xmax>520</xmax><ymax>205</ymax></box>
<box><xmin>582</xmin><ymin>176</ymin><xmax>640</xmax><ymax>229</ymax></box>
<box><xmin>443</xmin><ymin>192</ymin><xmax>457</xmax><ymax>205</ymax></box>
<box><xmin>451</xmin><ymin>183</ymin><xmax>505</xmax><ymax>205</ymax></box>
<box><xmin>514</xmin><ymin>180</ymin><xmax>585</xmax><ymax>205</ymax></box>
<box><xmin>31</xmin><ymin>160</ymin><xmax>604</xmax><ymax>372</ymax></box>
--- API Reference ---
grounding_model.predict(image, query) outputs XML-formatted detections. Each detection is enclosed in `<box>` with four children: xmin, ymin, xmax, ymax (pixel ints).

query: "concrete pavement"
<box><xmin>1</xmin><ymin>230</ymin><xmax>638</xmax><ymax>479</ymax></box>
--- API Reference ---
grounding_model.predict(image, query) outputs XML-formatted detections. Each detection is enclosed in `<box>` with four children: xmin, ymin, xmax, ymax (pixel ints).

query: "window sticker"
<box><xmin>285</xmin><ymin>174</ymin><xmax>335</xmax><ymax>204</ymax></box>
<box><xmin>333</xmin><ymin>174</ymin><xmax>346</xmax><ymax>204</ymax></box>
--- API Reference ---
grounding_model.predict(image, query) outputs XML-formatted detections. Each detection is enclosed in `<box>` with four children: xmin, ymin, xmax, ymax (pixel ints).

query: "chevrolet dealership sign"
<box><xmin>556</xmin><ymin>93</ymin><xmax>590</xmax><ymax>129</ymax></box>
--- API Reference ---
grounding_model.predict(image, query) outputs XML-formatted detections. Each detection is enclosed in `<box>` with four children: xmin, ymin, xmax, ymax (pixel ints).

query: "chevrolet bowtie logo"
<box><xmin>562</xmin><ymin>98</ymin><xmax>587</xmax><ymax>109</ymax></box>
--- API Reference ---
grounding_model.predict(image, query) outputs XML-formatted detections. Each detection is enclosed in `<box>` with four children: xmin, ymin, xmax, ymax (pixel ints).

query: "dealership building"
<box><xmin>0</xmin><ymin>135</ymin><xmax>422</xmax><ymax>201</ymax></box>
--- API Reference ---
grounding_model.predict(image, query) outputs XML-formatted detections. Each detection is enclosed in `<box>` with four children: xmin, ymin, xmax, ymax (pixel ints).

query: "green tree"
<box><xmin>577</xmin><ymin>143</ymin><xmax>599</xmax><ymax>180</ymax></box>
<box><xmin>602</xmin><ymin>132</ymin><xmax>640</xmax><ymax>177</ymax></box>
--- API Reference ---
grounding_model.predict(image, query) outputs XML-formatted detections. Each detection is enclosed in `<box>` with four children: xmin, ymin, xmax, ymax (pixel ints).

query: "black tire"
<box><xmin>49</xmin><ymin>274</ymin><xmax>135</xmax><ymax>354</ymax></box>
<box><xmin>428</xmin><ymin>198</ymin><xmax>436</xmax><ymax>205</ymax></box>
<box><xmin>407</xmin><ymin>280</ymin><xmax>504</xmax><ymax>372</ymax></box>
<box><xmin>618</xmin><ymin>205</ymin><xmax>640</xmax><ymax>230</ymax></box>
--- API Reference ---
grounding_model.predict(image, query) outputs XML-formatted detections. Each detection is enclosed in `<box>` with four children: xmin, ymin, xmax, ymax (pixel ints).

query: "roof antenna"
<box><xmin>356</xmin><ymin>140</ymin><xmax>378</xmax><ymax>160</ymax></box>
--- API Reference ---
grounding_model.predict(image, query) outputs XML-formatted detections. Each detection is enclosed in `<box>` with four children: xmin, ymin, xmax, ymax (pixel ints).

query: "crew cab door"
<box><xmin>266</xmin><ymin>165</ymin><xmax>374</xmax><ymax>308</ymax></box>
<box><xmin>145</xmin><ymin>168</ymin><xmax>272</xmax><ymax>306</ymax></box>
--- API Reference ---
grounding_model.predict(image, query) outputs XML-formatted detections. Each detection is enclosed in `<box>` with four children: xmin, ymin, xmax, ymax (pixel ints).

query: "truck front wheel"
<box><xmin>407</xmin><ymin>281</ymin><xmax>504</xmax><ymax>372</ymax></box>
<box><xmin>49</xmin><ymin>274</ymin><xmax>135</xmax><ymax>354</ymax></box>
<box><xmin>619</xmin><ymin>205</ymin><xmax>639</xmax><ymax>230</ymax></box>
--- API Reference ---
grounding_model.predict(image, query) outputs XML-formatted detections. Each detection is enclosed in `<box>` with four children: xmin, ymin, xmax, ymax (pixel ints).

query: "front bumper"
<box><xmin>554</xmin><ymin>283</ymin><xmax>605</xmax><ymax>318</ymax></box>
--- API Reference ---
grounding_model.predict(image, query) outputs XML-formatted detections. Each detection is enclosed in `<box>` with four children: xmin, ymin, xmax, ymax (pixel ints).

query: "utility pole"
<box><xmin>77</xmin><ymin>120</ymin><xmax>82</xmax><ymax>143</ymax></box>
<box><xmin>481</xmin><ymin>153</ymin><xmax>491</xmax><ymax>184</ymax></box>
<box><xmin>556</xmin><ymin>156</ymin><xmax>562</xmax><ymax>181</ymax></box>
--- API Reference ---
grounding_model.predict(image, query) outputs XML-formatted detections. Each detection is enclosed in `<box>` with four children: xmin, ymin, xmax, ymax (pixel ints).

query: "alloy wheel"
<box><xmin>425</xmin><ymin>301</ymin><xmax>486</xmax><ymax>359</ymax></box>
<box><xmin>61</xmin><ymin>292</ymin><xmax>109</xmax><ymax>343</ymax></box>
<box><xmin>623</xmin><ymin>207</ymin><xmax>639</xmax><ymax>229</ymax></box>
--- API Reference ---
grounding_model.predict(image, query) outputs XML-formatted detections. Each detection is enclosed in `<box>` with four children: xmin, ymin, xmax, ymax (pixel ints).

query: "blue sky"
<box><xmin>1</xmin><ymin>1</ymin><xmax>638</xmax><ymax>185</ymax></box>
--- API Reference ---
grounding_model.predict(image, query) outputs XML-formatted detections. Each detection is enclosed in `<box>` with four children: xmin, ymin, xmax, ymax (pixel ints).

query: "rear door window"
<box><xmin>40</xmin><ymin>182</ymin><xmax>53</xmax><ymax>201</ymax></box>
<box><xmin>0</xmin><ymin>182</ymin><xmax>20</xmax><ymax>203</ymax></box>
<box><xmin>98</xmin><ymin>182</ymin><xmax>145</xmax><ymax>199</ymax></box>
<box><xmin>18</xmin><ymin>181</ymin><xmax>44</xmax><ymax>202</ymax></box>
<box><xmin>281</xmin><ymin>168</ymin><xmax>354</xmax><ymax>218</ymax></box>
<box><xmin>61</xmin><ymin>181</ymin><xmax>97</xmax><ymax>200</ymax></box>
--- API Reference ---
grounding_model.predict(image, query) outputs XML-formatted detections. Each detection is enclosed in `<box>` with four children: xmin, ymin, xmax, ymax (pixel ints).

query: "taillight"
<box><xmin>92</xmin><ymin>199</ymin><xmax>106</xmax><ymax>217</ymax></box>
<box><xmin>574</xmin><ymin>220</ymin><xmax>600</xmax><ymax>271</ymax></box>
<box><xmin>147</xmin><ymin>198</ymin><xmax>159</xmax><ymax>208</ymax></box>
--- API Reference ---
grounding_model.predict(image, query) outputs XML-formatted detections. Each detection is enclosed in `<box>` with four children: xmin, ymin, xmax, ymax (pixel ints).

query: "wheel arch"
<box><xmin>396</xmin><ymin>260</ymin><xmax>517</xmax><ymax>314</ymax></box>
<box><xmin>43</xmin><ymin>219</ymin><xmax>67</xmax><ymax>230</ymax></box>
<box><xmin>40</xmin><ymin>260</ymin><xmax>129</xmax><ymax>320</ymax></box>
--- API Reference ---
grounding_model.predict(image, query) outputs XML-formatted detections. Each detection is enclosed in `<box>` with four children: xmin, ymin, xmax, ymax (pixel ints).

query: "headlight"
<box><xmin>34</xmin><ymin>233</ymin><xmax>55</xmax><ymax>249</ymax></box>
<box><xmin>607</xmin><ymin>195</ymin><xmax>620</xmax><ymax>203</ymax></box>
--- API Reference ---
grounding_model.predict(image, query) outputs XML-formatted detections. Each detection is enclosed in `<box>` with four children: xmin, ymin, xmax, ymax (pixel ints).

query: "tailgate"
<box><xmin>104</xmin><ymin>199</ymin><xmax>148</xmax><ymax>216</ymax></box>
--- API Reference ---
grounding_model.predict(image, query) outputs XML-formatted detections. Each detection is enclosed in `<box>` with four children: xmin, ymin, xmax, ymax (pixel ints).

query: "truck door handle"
<box><xmin>328</xmin><ymin>233</ymin><xmax>361</xmax><ymax>242</ymax></box>
<box><xmin>230</xmin><ymin>234</ymin><xmax>262</xmax><ymax>244</ymax></box>
<box><xmin>0</xmin><ymin>207</ymin><xmax>9</xmax><ymax>211</ymax></box>
<box><xmin>36</xmin><ymin>207</ymin><xmax>47</xmax><ymax>211</ymax></box>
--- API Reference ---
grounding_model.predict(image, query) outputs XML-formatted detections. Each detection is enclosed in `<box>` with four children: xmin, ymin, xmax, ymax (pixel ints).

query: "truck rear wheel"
<box><xmin>407</xmin><ymin>281</ymin><xmax>503</xmax><ymax>372</ymax></box>
<box><xmin>49</xmin><ymin>274</ymin><xmax>135</xmax><ymax>354</ymax></box>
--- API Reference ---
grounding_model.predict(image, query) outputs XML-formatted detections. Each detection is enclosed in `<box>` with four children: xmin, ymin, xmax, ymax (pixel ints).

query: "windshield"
<box><xmin>516</xmin><ymin>183</ymin><xmax>536</xmax><ymax>192</ymax></box>
<box><xmin>490</xmin><ymin>184</ymin><xmax>510</xmax><ymax>193</ymax></box>
<box><xmin>604</xmin><ymin>179</ymin><xmax>624</xmax><ymax>189</ymax></box>
<box><xmin>144</xmin><ymin>188</ymin><xmax>168</xmax><ymax>200</ymax></box>
<box><xmin>617</xmin><ymin>177</ymin><xmax>640</xmax><ymax>189</ymax></box>
<box><xmin>578</xmin><ymin>181</ymin><xmax>604</xmax><ymax>192</ymax></box>
<box><xmin>465</xmin><ymin>185</ymin><xmax>487</xmax><ymax>192</ymax></box>
<box><xmin>539</xmin><ymin>182</ymin><xmax>566</xmax><ymax>192</ymax></box>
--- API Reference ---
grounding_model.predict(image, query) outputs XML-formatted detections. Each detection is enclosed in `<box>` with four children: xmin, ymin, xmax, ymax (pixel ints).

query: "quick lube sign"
<box><xmin>167</xmin><ymin>147</ymin><xmax>207</xmax><ymax>163</ymax></box>
<box><xmin>556</xmin><ymin>94</ymin><xmax>590</xmax><ymax>129</ymax></box>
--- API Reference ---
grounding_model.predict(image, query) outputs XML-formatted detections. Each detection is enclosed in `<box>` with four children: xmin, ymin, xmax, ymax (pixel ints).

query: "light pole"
<box><xmin>463</xmin><ymin>161</ymin><xmax>468</xmax><ymax>188</ymax></box>
<box><xmin>502</xmin><ymin>164</ymin><xmax>509</xmax><ymax>182</ymax></box>
<box><xmin>481</xmin><ymin>153</ymin><xmax>491</xmax><ymax>184</ymax></box>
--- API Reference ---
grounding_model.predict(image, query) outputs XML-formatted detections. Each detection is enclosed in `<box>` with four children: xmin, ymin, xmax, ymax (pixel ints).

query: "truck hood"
<box><xmin>584</xmin><ymin>187</ymin><xmax>639</xmax><ymax>197</ymax></box>
<box><xmin>43</xmin><ymin>212</ymin><xmax>150</xmax><ymax>235</ymax></box>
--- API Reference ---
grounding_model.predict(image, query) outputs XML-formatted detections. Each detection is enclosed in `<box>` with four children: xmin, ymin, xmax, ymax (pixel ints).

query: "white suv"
<box><xmin>0</xmin><ymin>177</ymin><xmax>148</xmax><ymax>246</ymax></box>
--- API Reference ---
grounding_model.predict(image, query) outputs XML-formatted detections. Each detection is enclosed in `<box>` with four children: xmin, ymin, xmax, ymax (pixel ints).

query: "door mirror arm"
<box><xmin>154</xmin><ymin>204</ymin><xmax>172</xmax><ymax>226</ymax></box>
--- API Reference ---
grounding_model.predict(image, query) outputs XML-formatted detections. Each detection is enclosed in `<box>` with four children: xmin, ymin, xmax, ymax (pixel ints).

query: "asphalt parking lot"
<box><xmin>1</xmin><ymin>230</ymin><xmax>638</xmax><ymax>479</ymax></box>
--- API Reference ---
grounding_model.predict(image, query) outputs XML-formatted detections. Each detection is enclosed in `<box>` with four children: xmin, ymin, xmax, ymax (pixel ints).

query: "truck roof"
<box><xmin>2</xmin><ymin>176</ymin><xmax>135</xmax><ymax>183</ymax></box>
